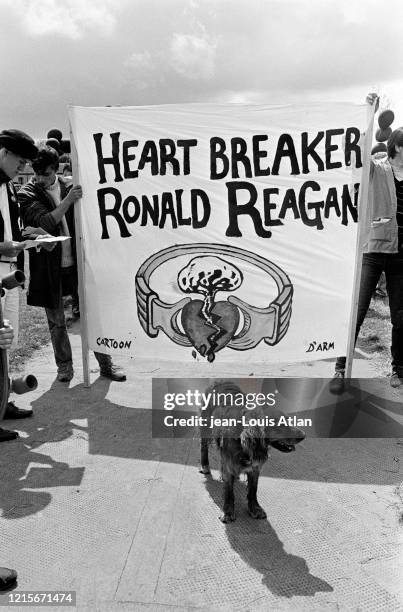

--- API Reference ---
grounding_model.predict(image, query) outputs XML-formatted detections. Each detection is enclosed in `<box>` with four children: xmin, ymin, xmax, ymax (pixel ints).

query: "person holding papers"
<box><xmin>0</xmin><ymin>129</ymin><xmax>38</xmax><ymax>421</ymax></box>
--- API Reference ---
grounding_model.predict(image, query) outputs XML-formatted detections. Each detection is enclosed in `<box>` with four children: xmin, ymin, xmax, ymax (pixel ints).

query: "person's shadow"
<box><xmin>0</xmin><ymin>437</ymin><xmax>84</xmax><ymax>519</ymax></box>
<box><xmin>203</xmin><ymin>473</ymin><xmax>333</xmax><ymax>598</ymax></box>
<box><xmin>0</xmin><ymin>375</ymin><xmax>191</xmax><ymax>520</ymax></box>
<box><xmin>0</xmin><ymin>377</ymin><xmax>110</xmax><ymax>520</ymax></box>
<box><xmin>3</xmin><ymin>373</ymin><xmax>400</xmax><ymax>523</ymax></box>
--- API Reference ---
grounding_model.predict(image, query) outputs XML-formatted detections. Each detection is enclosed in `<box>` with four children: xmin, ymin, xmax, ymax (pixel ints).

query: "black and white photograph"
<box><xmin>0</xmin><ymin>1</ymin><xmax>402</xmax><ymax>610</ymax></box>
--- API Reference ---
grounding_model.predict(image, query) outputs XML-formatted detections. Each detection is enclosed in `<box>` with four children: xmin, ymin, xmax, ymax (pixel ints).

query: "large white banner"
<box><xmin>69</xmin><ymin>102</ymin><xmax>369</xmax><ymax>368</ymax></box>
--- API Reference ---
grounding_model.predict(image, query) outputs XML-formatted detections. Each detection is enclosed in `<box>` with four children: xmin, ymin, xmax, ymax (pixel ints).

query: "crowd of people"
<box><xmin>1</xmin><ymin>94</ymin><xmax>403</xmax><ymax>590</ymax></box>
<box><xmin>0</xmin><ymin>129</ymin><xmax>127</xmax><ymax>446</ymax></box>
<box><xmin>0</xmin><ymin>128</ymin><xmax>127</xmax><ymax>591</ymax></box>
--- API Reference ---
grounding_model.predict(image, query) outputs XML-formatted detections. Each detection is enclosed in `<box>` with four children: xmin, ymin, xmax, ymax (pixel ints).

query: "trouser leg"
<box><xmin>335</xmin><ymin>253</ymin><xmax>383</xmax><ymax>372</ymax></box>
<box><xmin>385</xmin><ymin>253</ymin><xmax>403</xmax><ymax>369</ymax></box>
<box><xmin>61</xmin><ymin>266</ymin><xmax>79</xmax><ymax>316</ymax></box>
<box><xmin>1</xmin><ymin>276</ymin><xmax>21</xmax><ymax>403</ymax></box>
<box><xmin>1</xmin><ymin>285</ymin><xmax>20</xmax><ymax>350</ymax></box>
<box><xmin>45</xmin><ymin>288</ymin><xmax>73</xmax><ymax>371</ymax></box>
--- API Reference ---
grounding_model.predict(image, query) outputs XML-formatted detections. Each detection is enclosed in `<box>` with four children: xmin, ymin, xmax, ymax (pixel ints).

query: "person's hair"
<box><xmin>32</xmin><ymin>146</ymin><xmax>59</xmax><ymax>174</ymax></box>
<box><xmin>387</xmin><ymin>127</ymin><xmax>403</xmax><ymax>159</ymax></box>
<box><xmin>63</xmin><ymin>162</ymin><xmax>72</xmax><ymax>174</ymax></box>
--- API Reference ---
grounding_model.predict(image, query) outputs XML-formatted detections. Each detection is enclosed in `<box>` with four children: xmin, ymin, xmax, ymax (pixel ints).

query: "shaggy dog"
<box><xmin>200</xmin><ymin>382</ymin><xmax>305</xmax><ymax>523</ymax></box>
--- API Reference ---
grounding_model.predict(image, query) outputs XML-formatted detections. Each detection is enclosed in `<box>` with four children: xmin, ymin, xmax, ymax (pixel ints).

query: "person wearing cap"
<box><xmin>19</xmin><ymin>145</ymin><xmax>126</xmax><ymax>383</ymax></box>
<box><xmin>0</xmin><ymin>129</ymin><xmax>38</xmax><ymax>423</ymax></box>
<box><xmin>330</xmin><ymin>94</ymin><xmax>403</xmax><ymax>392</ymax></box>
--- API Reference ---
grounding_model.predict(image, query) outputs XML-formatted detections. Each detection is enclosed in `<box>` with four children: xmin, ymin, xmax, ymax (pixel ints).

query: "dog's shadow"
<box><xmin>203</xmin><ymin>473</ymin><xmax>333</xmax><ymax>598</ymax></box>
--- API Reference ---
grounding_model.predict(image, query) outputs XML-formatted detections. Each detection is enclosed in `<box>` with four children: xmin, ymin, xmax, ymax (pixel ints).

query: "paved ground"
<box><xmin>0</xmin><ymin>323</ymin><xmax>402</xmax><ymax>611</ymax></box>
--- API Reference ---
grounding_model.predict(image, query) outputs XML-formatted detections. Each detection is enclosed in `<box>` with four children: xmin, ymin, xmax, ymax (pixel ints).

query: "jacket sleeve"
<box><xmin>18</xmin><ymin>190</ymin><xmax>59</xmax><ymax>235</ymax></box>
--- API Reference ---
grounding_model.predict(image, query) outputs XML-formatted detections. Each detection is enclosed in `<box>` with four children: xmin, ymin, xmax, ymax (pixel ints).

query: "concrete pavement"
<box><xmin>0</xmin><ymin>324</ymin><xmax>402</xmax><ymax>611</ymax></box>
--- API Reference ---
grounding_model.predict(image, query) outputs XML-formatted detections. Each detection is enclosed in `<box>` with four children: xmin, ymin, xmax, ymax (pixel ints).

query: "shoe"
<box><xmin>329</xmin><ymin>370</ymin><xmax>345</xmax><ymax>395</ymax></box>
<box><xmin>57</xmin><ymin>368</ymin><xmax>74</xmax><ymax>382</ymax></box>
<box><xmin>0</xmin><ymin>428</ymin><xmax>19</xmax><ymax>443</ymax></box>
<box><xmin>3</xmin><ymin>401</ymin><xmax>33</xmax><ymax>420</ymax></box>
<box><xmin>100</xmin><ymin>364</ymin><xmax>127</xmax><ymax>382</ymax></box>
<box><xmin>390</xmin><ymin>368</ymin><xmax>403</xmax><ymax>388</ymax></box>
<box><xmin>0</xmin><ymin>567</ymin><xmax>17</xmax><ymax>591</ymax></box>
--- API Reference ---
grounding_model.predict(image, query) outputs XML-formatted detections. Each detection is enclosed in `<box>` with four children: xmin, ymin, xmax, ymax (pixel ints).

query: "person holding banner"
<box><xmin>331</xmin><ymin>93</ymin><xmax>403</xmax><ymax>392</ymax></box>
<box><xmin>18</xmin><ymin>146</ymin><xmax>126</xmax><ymax>383</ymax></box>
<box><xmin>0</xmin><ymin>129</ymin><xmax>38</xmax><ymax>420</ymax></box>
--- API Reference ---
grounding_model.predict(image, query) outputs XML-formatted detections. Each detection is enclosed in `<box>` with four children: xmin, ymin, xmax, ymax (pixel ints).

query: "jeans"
<box><xmin>45</xmin><ymin>279</ymin><xmax>112</xmax><ymax>372</ymax></box>
<box><xmin>45</xmin><ymin>287</ymin><xmax>73</xmax><ymax>372</ymax></box>
<box><xmin>335</xmin><ymin>252</ymin><xmax>403</xmax><ymax>371</ymax></box>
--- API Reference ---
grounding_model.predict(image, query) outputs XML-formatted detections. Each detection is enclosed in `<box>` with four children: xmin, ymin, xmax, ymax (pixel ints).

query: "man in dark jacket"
<box><xmin>19</xmin><ymin>146</ymin><xmax>126</xmax><ymax>383</ymax></box>
<box><xmin>0</xmin><ymin>128</ymin><xmax>38</xmax><ymax>428</ymax></box>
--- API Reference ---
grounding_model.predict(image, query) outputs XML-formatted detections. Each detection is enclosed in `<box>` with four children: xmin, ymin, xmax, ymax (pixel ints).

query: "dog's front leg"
<box><xmin>200</xmin><ymin>438</ymin><xmax>211</xmax><ymax>474</ymax></box>
<box><xmin>247</xmin><ymin>468</ymin><xmax>267</xmax><ymax>519</ymax></box>
<box><xmin>220</xmin><ymin>473</ymin><xmax>236</xmax><ymax>523</ymax></box>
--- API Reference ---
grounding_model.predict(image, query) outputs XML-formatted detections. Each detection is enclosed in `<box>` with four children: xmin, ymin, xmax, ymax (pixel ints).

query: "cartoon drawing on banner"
<box><xmin>178</xmin><ymin>256</ymin><xmax>243</xmax><ymax>361</ymax></box>
<box><xmin>135</xmin><ymin>243</ymin><xmax>293</xmax><ymax>362</ymax></box>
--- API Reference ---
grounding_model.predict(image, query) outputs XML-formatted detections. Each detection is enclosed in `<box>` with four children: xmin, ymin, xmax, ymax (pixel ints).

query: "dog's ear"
<box><xmin>241</xmin><ymin>427</ymin><xmax>268</xmax><ymax>462</ymax></box>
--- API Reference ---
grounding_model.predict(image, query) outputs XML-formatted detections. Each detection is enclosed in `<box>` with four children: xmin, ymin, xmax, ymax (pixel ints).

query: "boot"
<box><xmin>94</xmin><ymin>352</ymin><xmax>126</xmax><ymax>382</ymax></box>
<box><xmin>0</xmin><ymin>428</ymin><xmax>19</xmax><ymax>443</ymax></box>
<box><xmin>329</xmin><ymin>370</ymin><xmax>345</xmax><ymax>395</ymax></box>
<box><xmin>390</xmin><ymin>366</ymin><xmax>403</xmax><ymax>388</ymax></box>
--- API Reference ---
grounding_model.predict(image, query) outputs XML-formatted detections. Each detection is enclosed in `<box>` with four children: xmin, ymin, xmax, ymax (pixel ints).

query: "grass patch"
<box><xmin>358</xmin><ymin>295</ymin><xmax>391</xmax><ymax>375</ymax></box>
<box><xmin>9</xmin><ymin>288</ymin><xmax>50</xmax><ymax>373</ymax></box>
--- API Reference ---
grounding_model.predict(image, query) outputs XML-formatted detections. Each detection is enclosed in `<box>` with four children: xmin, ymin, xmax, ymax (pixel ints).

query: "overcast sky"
<box><xmin>1</xmin><ymin>0</ymin><xmax>403</xmax><ymax>139</ymax></box>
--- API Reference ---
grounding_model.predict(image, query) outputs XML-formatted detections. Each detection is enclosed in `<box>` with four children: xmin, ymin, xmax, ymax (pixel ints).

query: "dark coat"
<box><xmin>18</xmin><ymin>177</ymin><xmax>76</xmax><ymax>309</ymax></box>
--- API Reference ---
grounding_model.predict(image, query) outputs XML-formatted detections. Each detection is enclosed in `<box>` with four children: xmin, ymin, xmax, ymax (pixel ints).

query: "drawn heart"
<box><xmin>181</xmin><ymin>300</ymin><xmax>239</xmax><ymax>362</ymax></box>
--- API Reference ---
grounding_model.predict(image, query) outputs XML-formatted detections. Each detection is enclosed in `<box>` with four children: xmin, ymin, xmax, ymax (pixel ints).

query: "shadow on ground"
<box><xmin>1</xmin><ymin>376</ymin><xmax>401</xmax><ymax>522</ymax></box>
<box><xmin>203</xmin><ymin>474</ymin><xmax>333</xmax><ymax>598</ymax></box>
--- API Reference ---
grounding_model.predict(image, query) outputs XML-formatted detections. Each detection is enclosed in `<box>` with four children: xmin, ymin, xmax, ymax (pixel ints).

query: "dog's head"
<box><xmin>204</xmin><ymin>381</ymin><xmax>306</xmax><ymax>453</ymax></box>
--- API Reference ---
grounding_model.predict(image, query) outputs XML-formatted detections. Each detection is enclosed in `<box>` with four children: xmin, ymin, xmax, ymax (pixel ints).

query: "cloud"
<box><xmin>119</xmin><ymin>0</ymin><xmax>403</xmax><ymax>104</ymax></box>
<box><xmin>1</xmin><ymin>0</ymin><xmax>402</xmax><ymax>133</ymax></box>
<box><xmin>122</xmin><ymin>16</ymin><xmax>218</xmax><ymax>96</ymax></box>
<box><xmin>124</xmin><ymin>51</ymin><xmax>165</xmax><ymax>91</ymax></box>
<box><xmin>1</xmin><ymin>0</ymin><xmax>121</xmax><ymax>38</ymax></box>
<box><xmin>169</xmin><ymin>30</ymin><xmax>217</xmax><ymax>80</ymax></box>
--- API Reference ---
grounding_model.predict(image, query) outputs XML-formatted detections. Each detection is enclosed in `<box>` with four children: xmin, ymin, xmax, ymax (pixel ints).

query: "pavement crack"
<box><xmin>152</xmin><ymin>439</ymin><xmax>193</xmax><ymax>598</ymax></box>
<box><xmin>113</xmin><ymin>460</ymin><xmax>162</xmax><ymax>599</ymax></box>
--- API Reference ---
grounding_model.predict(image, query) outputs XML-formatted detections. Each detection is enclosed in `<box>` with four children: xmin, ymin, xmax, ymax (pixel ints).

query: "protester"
<box><xmin>330</xmin><ymin>93</ymin><xmax>403</xmax><ymax>392</ymax></box>
<box><xmin>18</xmin><ymin>146</ymin><xmax>126</xmax><ymax>382</ymax></box>
<box><xmin>0</xmin><ymin>129</ymin><xmax>37</xmax><ymax>419</ymax></box>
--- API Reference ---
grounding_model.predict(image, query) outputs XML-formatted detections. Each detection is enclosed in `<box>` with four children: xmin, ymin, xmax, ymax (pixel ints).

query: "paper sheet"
<box><xmin>22</xmin><ymin>236</ymin><xmax>70</xmax><ymax>250</ymax></box>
